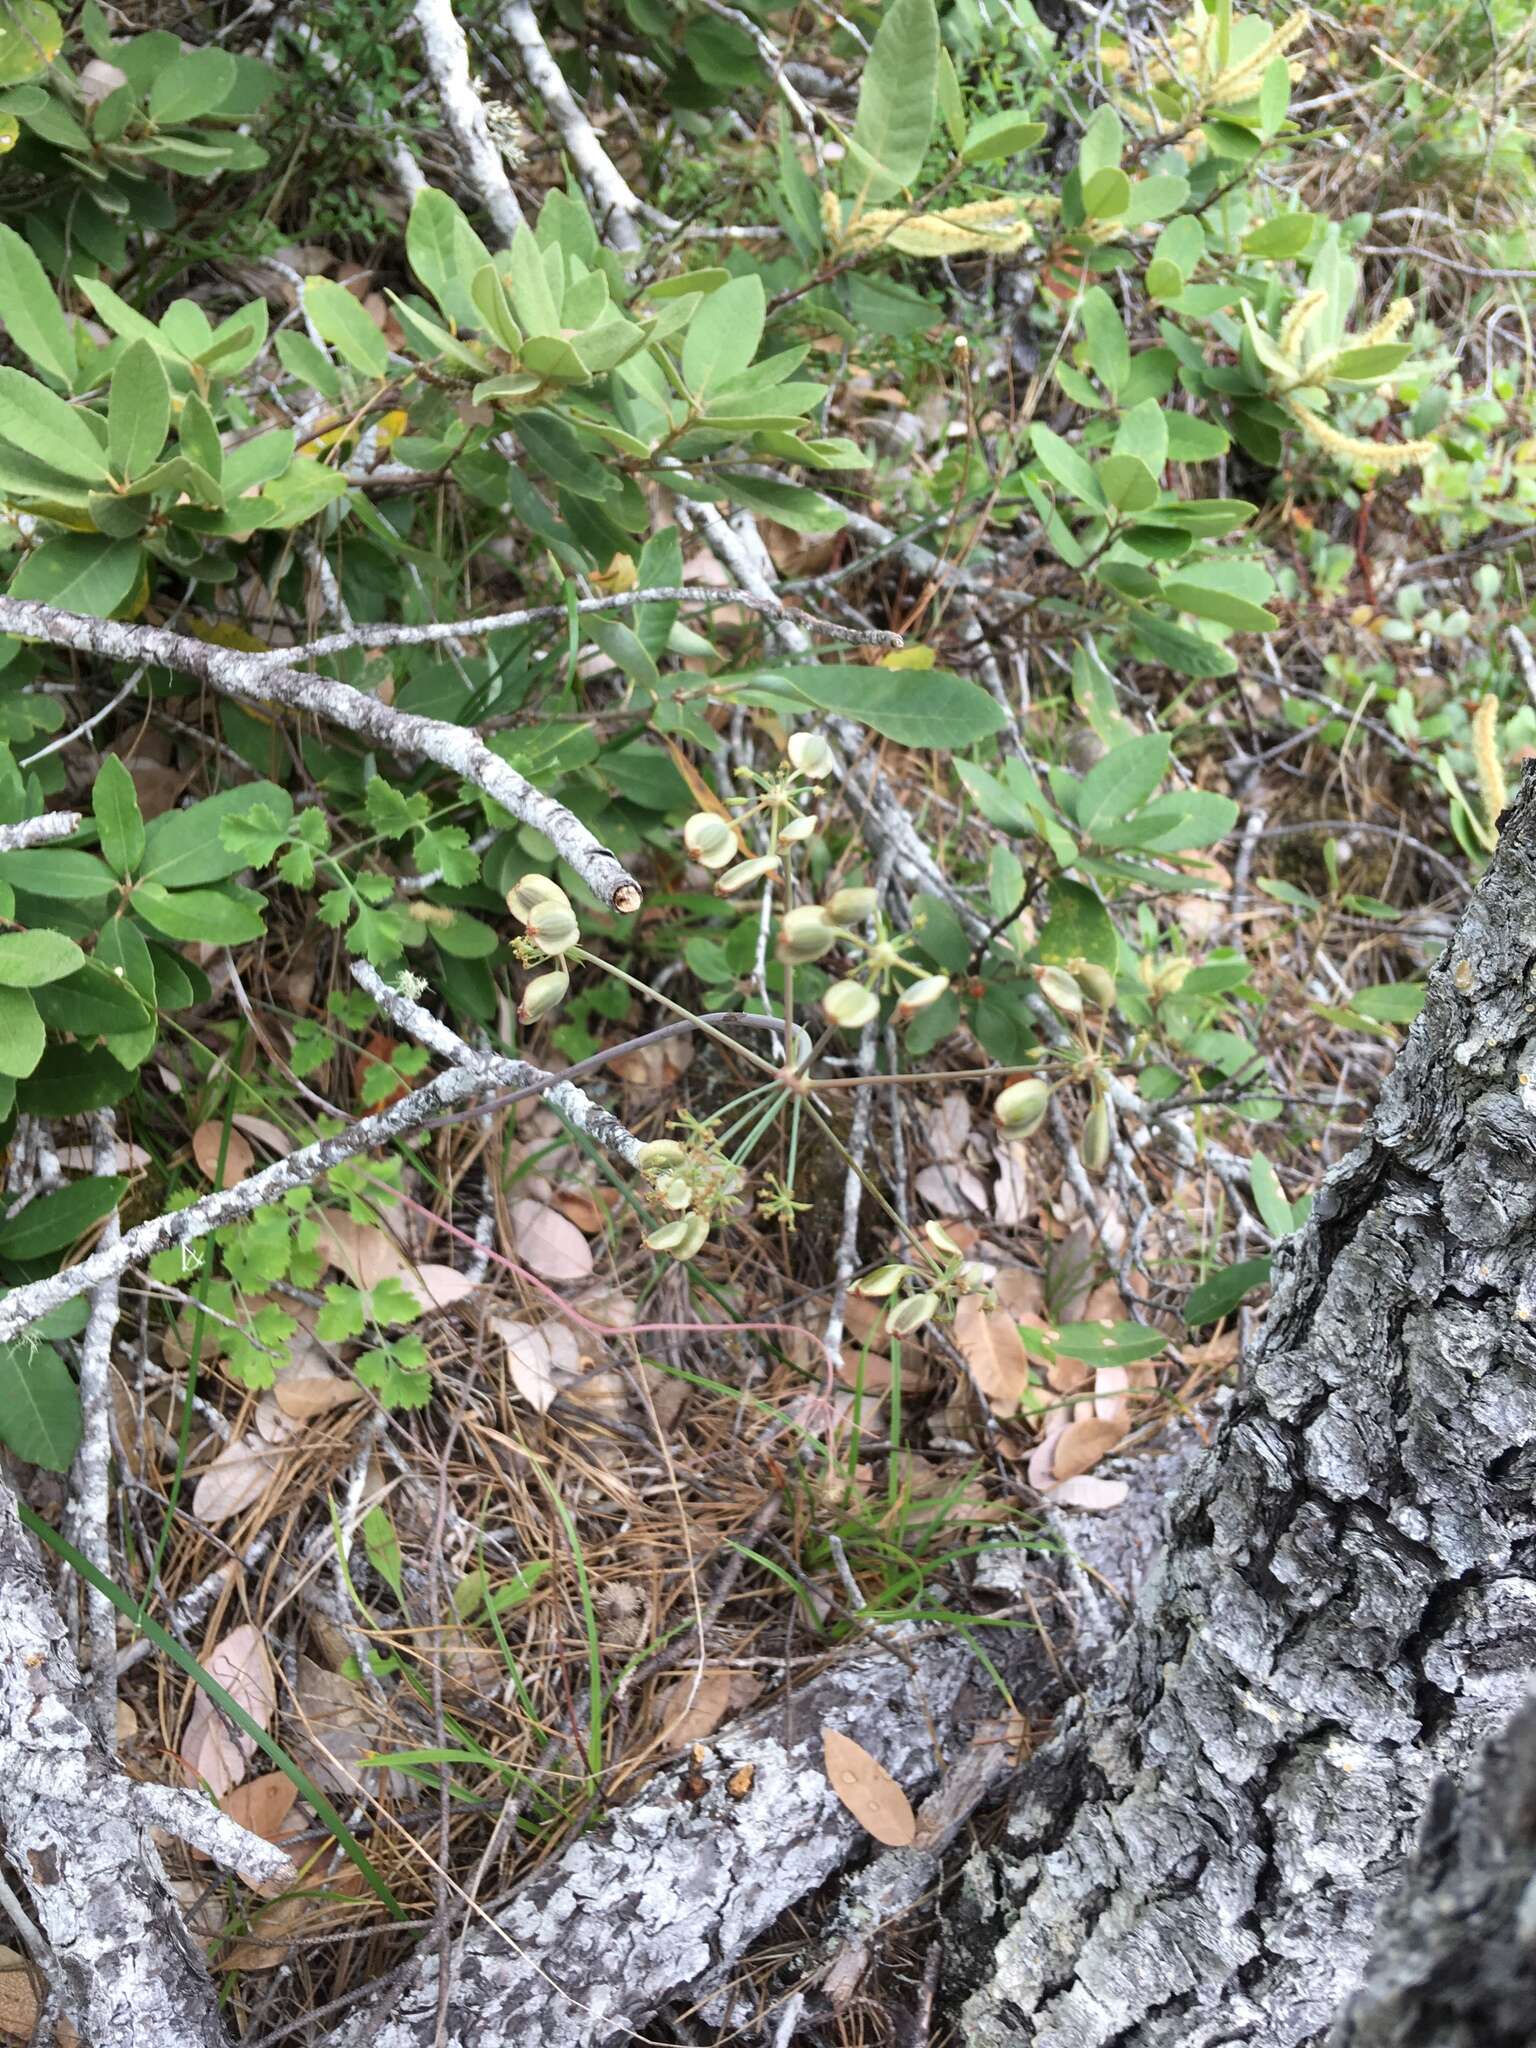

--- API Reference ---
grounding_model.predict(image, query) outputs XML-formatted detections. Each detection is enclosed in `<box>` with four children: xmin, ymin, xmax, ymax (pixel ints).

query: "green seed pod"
<box><xmin>1081</xmin><ymin>1098</ymin><xmax>1111</xmax><ymax>1172</ymax></box>
<box><xmin>895</xmin><ymin>972</ymin><xmax>949</xmax><ymax>1020</ymax></box>
<box><xmin>683</xmin><ymin>812</ymin><xmax>737</xmax><ymax>870</ymax></box>
<box><xmin>527</xmin><ymin>900</ymin><xmax>580</xmax><ymax>954</ymax></box>
<box><xmin>645</xmin><ymin>1212</ymin><xmax>709</xmax><ymax>1260</ymax></box>
<box><xmin>1073</xmin><ymin>960</ymin><xmax>1117</xmax><ymax>1009</ymax></box>
<box><xmin>1035</xmin><ymin>964</ymin><xmax>1084</xmax><ymax>1017</ymax></box>
<box><xmin>716</xmin><ymin>853</ymin><xmax>782</xmax><ymax>895</ymax></box>
<box><xmin>887</xmin><ymin>1291</ymin><xmax>940</xmax><ymax>1336</ymax></box>
<box><xmin>827</xmin><ymin>885</ymin><xmax>878</xmax><ymax>926</ymax></box>
<box><xmin>778</xmin><ymin>903</ymin><xmax>839</xmax><ymax>964</ymax></box>
<box><xmin>994</xmin><ymin>1077</ymin><xmax>1050</xmax><ymax>1134</ymax></box>
<box><xmin>823</xmin><ymin>979</ymin><xmax>880</xmax><ymax>1030</ymax></box>
<box><xmin>518</xmin><ymin>965</ymin><xmax>569</xmax><ymax>1024</ymax></box>
<box><xmin>853</xmin><ymin>1262</ymin><xmax>914</xmax><ymax>1298</ymax></box>
<box><xmin>506</xmin><ymin>873</ymin><xmax>571</xmax><ymax>924</ymax></box>
<box><xmin>635</xmin><ymin>1139</ymin><xmax>686</xmax><ymax>1173</ymax></box>
<box><xmin>788</xmin><ymin>731</ymin><xmax>835</xmax><ymax>780</ymax></box>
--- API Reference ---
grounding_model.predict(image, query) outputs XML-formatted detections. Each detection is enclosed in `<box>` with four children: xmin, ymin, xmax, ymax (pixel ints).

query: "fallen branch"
<box><xmin>0</xmin><ymin>1000</ymin><xmax>636</xmax><ymax>1344</ymax></box>
<box><xmin>330</xmin><ymin>1625</ymin><xmax>990</xmax><ymax>2048</ymax></box>
<box><xmin>0</xmin><ymin>1482</ymin><xmax>285</xmax><ymax>2048</ymax></box>
<box><xmin>62</xmin><ymin>1111</ymin><xmax>120</xmax><ymax>1747</ymax></box>
<box><xmin>412</xmin><ymin>0</ymin><xmax>525</xmax><ymax>243</ymax></box>
<box><xmin>0</xmin><ymin>597</ymin><xmax>643</xmax><ymax>913</ymax></box>
<box><xmin>499</xmin><ymin>0</ymin><xmax>644</xmax><ymax>252</ymax></box>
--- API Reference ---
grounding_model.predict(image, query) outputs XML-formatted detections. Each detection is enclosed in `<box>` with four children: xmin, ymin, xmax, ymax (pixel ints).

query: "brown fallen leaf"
<box><xmin>953</xmin><ymin>1296</ymin><xmax>1033</xmax><ymax>1413</ymax></box>
<box><xmin>1052</xmin><ymin>1415</ymin><xmax>1128</xmax><ymax>1481</ymax></box>
<box><xmin>1046</xmin><ymin>1474</ymin><xmax>1129</xmax><ymax>1511</ymax></box>
<box><xmin>192</xmin><ymin>1435</ymin><xmax>291</xmax><ymax>1524</ymax></box>
<box><xmin>313</xmin><ymin>1212</ymin><xmax>406</xmax><ymax>1292</ymax></box>
<box><xmin>490</xmin><ymin>1315</ymin><xmax>581</xmax><ymax>1413</ymax></box>
<box><xmin>231</xmin><ymin>1113</ymin><xmax>294</xmax><ymax>1157</ymax></box>
<box><xmin>508</xmin><ymin>1198</ymin><xmax>594</xmax><ymax>1283</ymax></box>
<box><xmin>551</xmin><ymin>1187</ymin><xmax>612</xmax><ymax>1235</ymax></box>
<box><xmin>405</xmin><ymin>1262</ymin><xmax>481</xmax><ymax>1310</ymax></box>
<box><xmin>221</xmin><ymin>1771</ymin><xmax>299</xmax><ymax>1845</ymax></box>
<box><xmin>192</xmin><ymin>1121</ymin><xmax>255</xmax><ymax>1189</ymax></box>
<box><xmin>183</xmin><ymin>1624</ymin><xmax>274</xmax><ymax>1798</ymax></box>
<box><xmin>823</xmin><ymin>1727</ymin><xmax>916</xmax><ymax>1847</ymax></box>
<box><xmin>658</xmin><ymin>1667</ymin><xmax>733</xmax><ymax>1748</ymax></box>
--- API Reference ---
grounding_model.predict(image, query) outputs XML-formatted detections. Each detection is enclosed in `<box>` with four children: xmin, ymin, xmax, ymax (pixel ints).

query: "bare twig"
<box><xmin>63</xmin><ymin>1112</ymin><xmax>120</xmax><ymax>1748</ymax></box>
<box><xmin>0</xmin><ymin>812</ymin><xmax>81</xmax><ymax>851</ymax></box>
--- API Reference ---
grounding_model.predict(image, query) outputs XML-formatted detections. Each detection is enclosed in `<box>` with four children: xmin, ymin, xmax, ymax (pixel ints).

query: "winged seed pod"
<box><xmin>716</xmin><ymin>853</ymin><xmax>781</xmax><ymax>896</ymax></box>
<box><xmin>788</xmin><ymin>731</ymin><xmax>835</xmax><ymax>780</ymax></box>
<box><xmin>684</xmin><ymin>812</ymin><xmax>737</xmax><ymax>870</ymax></box>
<box><xmin>827</xmin><ymin>886</ymin><xmax>878</xmax><ymax>926</ymax></box>
<box><xmin>777</xmin><ymin>813</ymin><xmax>818</xmax><ymax>846</ymax></box>
<box><xmin>518</xmin><ymin>965</ymin><xmax>568</xmax><ymax>1024</ymax></box>
<box><xmin>824</xmin><ymin>980</ymin><xmax>880</xmax><ymax>1029</ymax></box>
<box><xmin>527</xmin><ymin>899</ymin><xmax>580</xmax><ymax>954</ymax></box>
<box><xmin>895</xmin><ymin>974</ymin><xmax>949</xmax><ymax>1020</ymax></box>
<box><xmin>506</xmin><ymin>873</ymin><xmax>571</xmax><ymax>923</ymax></box>
<box><xmin>645</xmin><ymin>1213</ymin><xmax>709</xmax><ymax>1260</ymax></box>
<box><xmin>636</xmin><ymin>1139</ymin><xmax>687</xmax><ymax>1173</ymax></box>
<box><xmin>1081</xmin><ymin>1099</ymin><xmax>1112</xmax><ymax>1173</ymax></box>
<box><xmin>1035</xmin><ymin>965</ymin><xmax>1085</xmax><ymax>1017</ymax></box>
<box><xmin>853</xmin><ymin>1262</ymin><xmax>914</xmax><ymax>1298</ymax></box>
<box><xmin>779</xmin><ymin>904</ymin><xmax>840</xmax><ymax>964</ymax></box>
<box><xmin>886</xmin><ymin>1292</ymin><xmax>940</xmax><ymax>1336</ymax></box>
<box><xmin>994</xmin><ymin>1077</ymin><xmax>1050</xmax><ymax>1135</ymax></box>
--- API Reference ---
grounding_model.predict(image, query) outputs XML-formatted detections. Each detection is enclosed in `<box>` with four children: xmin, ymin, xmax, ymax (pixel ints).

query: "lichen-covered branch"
<box><xmin>412</xmin><ymin>0</ymin><xmax>525</xmax><ymax>243</ymax></box>
<box><xmin>0</xmin><ymin>999</ymin><xmax>636</xmax><ymax>1344</ymax></box>
<box><xmin>0</xmin><ymin>1482</ymin><xmax>283</xmax><ymax>2048</ymax></box>
<box><xmin>0</xmin><ymin>597</ymin><xmax>643</xmax><ymax>913</ymax></box>
<box><xmin>499</xmin><ymin>0</ymin><xmax>643</xmax><ymax>252</ymax></box>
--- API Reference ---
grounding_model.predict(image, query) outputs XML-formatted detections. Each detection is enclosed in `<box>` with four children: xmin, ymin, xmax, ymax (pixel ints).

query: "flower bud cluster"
<box><xmin>680</xmin><ymin>729</ymin><xmax>836</xmax><ymax>897</ymax></box>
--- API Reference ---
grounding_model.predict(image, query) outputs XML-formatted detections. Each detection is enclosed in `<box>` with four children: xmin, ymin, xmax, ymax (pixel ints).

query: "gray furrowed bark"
<box><xmin>1327</xmin><ymin>1694</ymin><xmax>1536</xmax><ymax>2048</ymax></box>
<box><xmin>960</xmin><ymin>768</ymin><xmax>1536</xmax><ymax>2044</ymax></box>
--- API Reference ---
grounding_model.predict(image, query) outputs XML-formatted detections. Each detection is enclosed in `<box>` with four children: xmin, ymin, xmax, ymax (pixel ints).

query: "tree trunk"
<box><xmin>959</xmin><ymin>771</ymin><xmax>1536</xmax><ymax>2046</ymax></box>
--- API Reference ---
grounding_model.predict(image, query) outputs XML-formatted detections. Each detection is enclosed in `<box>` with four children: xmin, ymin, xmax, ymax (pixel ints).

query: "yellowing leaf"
<box><xmin>823</xmin><ymin>1727</ymin><xmax>916</xmax><ymax>1847</ymax></box>
<box><xmin>878</xmin><ymin>645</ymin><xmax>936</xmax><ymax>670</ymax></box>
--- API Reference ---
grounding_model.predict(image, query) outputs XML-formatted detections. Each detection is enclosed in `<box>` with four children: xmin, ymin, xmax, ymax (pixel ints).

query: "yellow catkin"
<box><xmin>1283</xmin><ymin>400</ymin><xmax>1436</xmax><ymax>470</ymax></box>
<box><xmin>826</xmin><ymin>190</ymin><xmax>1047</xmax><ymax>258</ymax></box>
<box><xmin>1279</xmin><ymin>288</ymin><xmax>1328</xmax><ymax>362</ymax></box>
<box><xmin>1355</xmin><ymin>297</ymin><xmax>1414</xmax><ymax>350</ymax></box>
<box><xmin>1471</xmin><ymin>692</ymin><xmax>1508</xmax><ymax>841</ymax></box>
<box><xmin>1209</xmin><ymin>11</ymin><xmax>1310</xmax><ymax>102</ymax></box>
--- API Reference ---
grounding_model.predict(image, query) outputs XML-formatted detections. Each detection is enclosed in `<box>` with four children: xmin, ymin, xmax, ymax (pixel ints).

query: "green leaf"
<box><xmin>0</xmin><ymin>929</ymin><xmax>84</xmax><ymax>987</ymax></box>
<box><xmin>406</xmin><ymin>189</ymin><xmax>493</xmax><ymax>333</ymax></box>
<box><xmin>1076</xmin><ymin>732</ymin><xmax>1170</xmax><ymax>834</ymax></box>
<box><xmin>1080</xmin><ymin>287</ymin><xmax>1129</xmax><ymax>396</ymax></box>
<box><xmin>681</xmin><ymin>274</ymin><xmax>765</xmax><ymax>395</ymax></box>
<box><xmin>131</xmin><ymin>881</ymin><xmax>266</xmax><ymax>944</ymax></box>
<box><xmin>512</xmin><ymin>411</ymin><xmax>612</xmax><ymax>500</ymax></box>
<box><xmin>1185</xmin><ymin>1256</ymin><xmax>1271</xmax><ymax>1325</ymax></box>
<box><xmin>140</xmin><ymin>781</ymin><xmax>293</xmax><ymax>887</ymax></box>
<box><xmin>1242</xmin><ymin>212</ymin><xmax>1316</xmax><ymax>260</ymax></box>
<box><xmin>1093</xmin><ymin>790</ymin><xmax>1238</xmax><ymax>853</ymax></box>
<box><xmin>1128</xmin><ymin>611</ymin><xmax>1237</xmax><ymax>678</ymax></box>
<box><xmin>1248</xmin><ymin>1152</ymin><xmax>1295</xmax><ymax>1238</ymax></box>
<box><xmin>1043</xmin><ymin>1319</ymin><xmax>1167</xmax><ymax>1366</ymax></box>
<box><xmin>149</xmin><ymin>45</ymin><xmax>237</xmax><ymax>122</ymax></box>
<box><xmin>0</xmin><ymin>848</ymin><xmax>115</xmax><ymax>902</ymax></box>
<box><xmin>32</xmin><ymin>960</ymin><xmax>154</xmax><ymax>1037</ymax></box>
<box><xmin>0</xmin><ymin>1</ymin><xmax>61</xmax><ymax>87</ymax></box>
<box><xmin>0</xmin><ymin>1341</ymin><xmax>79</xmax><ymax>1470</ymax></box>
<box><xmin>848</xmin><ymin>0</ymin><xmax>939</xmax><ymax>201</ymax></box>
<box><xmin>1162</xmin><ymin>579</ymin><xmax>1279</xmax><ymax>632</ymax></box>
<box><xmin>1096</xmin><ymin>453</ymin><xmax>1159</xmax><ymax>512</ymax></box>
<box><xmin>960</xmin><ymin>111</ymin><xmax>1045</xmax><ymax>163</ymax></box>
<box><xmin>1031</xmin><ymin>424</ymin><xmax>1103</xmax><ymax>507</ymax></box>
<box><xmin>1036</xmin><ymin>878</ymin><xmax>1118</xmax><ymax>974</ymax></box>
<box><xmin>108</xmin><ymin>339</ymin><xmax>171</xmax><ymax>482</ymax></box>
<box><xmin>1082</xmin><ymin>167</ymin><xmax>1132</xmax><ymax>220</ymax></box>
<box><xmin>177</xmin><ymin>391</ymin><xmax>224</xmax><ymax>487</ymax></box>
<box><xmin>0</xmin><ymin>368</ymin><xmax>109</xmax><ymax>481</ymax></box>
<box><xmin>0</xmin><ymin>985</ymin><xmax>45</xmax><ymax>1077</ymax></box>
<box><xmin>765</xmin><ymin>664</ymin><xmax>1006</xmax><ymax>749</ymax></box>
<box><xmin>1350</xmin><ymin>981</ymin><xmax>1424</xmax><ymax>1024</ymax></box>
<box><xmin>0</xmin><ymin>222</ymin><xmax>74</xmax><ymax>385</ymax></box>
<box><xmin>1121</xmin><ymin>174</ymin><xmax>1189</xmax><ymax>227</ymax></box>
<box><xmin>717</xmin><ymin>471</ymin><xmax>845</xmax><ymax>534</ymax></box>
<box><xmin>9</xmin><ymin>536</ymin><xmax>142</xmax><ymax>617</ymax></box>
<box><xmin>936</xmin><ymin>45</ymin><xmax>964</xmax><ymax>149</ymax></box>
<box><xmin>1077</xmin><ymin>103</ymin><xmax>1124</xmax><ymax>182</ymax></box>
<box><xmin>1164</xmin><ymin>414</ymin><xmax>1230</xmax><ymax>461</ymax></box>
<box><xmin>303</xmin><ymin>277</ymin><xmax>390</xmax><ymax>379</ymax></box>
<box><xmin>1326</xmin><ymin>343</ymin><xmax>1415</xmax><ymax>384</ymax></box>
<box><xmin>1113</xmin><ymin>398</ymin><xmax>1169</xmax><ymax>475</ymax></box>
